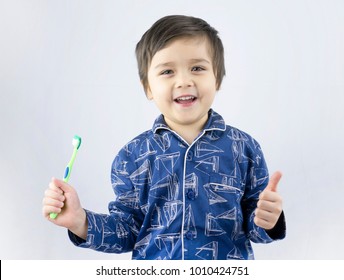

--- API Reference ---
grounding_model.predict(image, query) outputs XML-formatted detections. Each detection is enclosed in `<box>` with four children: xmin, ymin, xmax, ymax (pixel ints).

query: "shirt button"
<box><xmin>186</xmin><ymin>151</ymin><xmax>193</xmax><ymax>160</ymax></box>
<box><xmin>186</xmin><ymin>231</ymin><xmax>194</xmax><ymax>240</ymax></box>
<box><xmin>187</xmin><ymin>190</ymin><xmax>196</xmax><ymax>200</ymax></box>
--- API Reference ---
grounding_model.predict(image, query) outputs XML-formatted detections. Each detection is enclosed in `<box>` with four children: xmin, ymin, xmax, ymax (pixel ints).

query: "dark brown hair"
<box><xmin>135</xmin><ymin>15</ymin><xmax>226</xmax><ymax>94</ymax></box>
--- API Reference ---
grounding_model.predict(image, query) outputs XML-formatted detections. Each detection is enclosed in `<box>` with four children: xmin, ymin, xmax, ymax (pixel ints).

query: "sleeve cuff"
<box><xmin>68</xmin><ymin>209</ymin><xmax>95</xmax><ymax>248</ymax></box>
<box><xmin>265</xmin><ymin>211</ymin><xmax>286</xmax><ymax>240</ymax></box>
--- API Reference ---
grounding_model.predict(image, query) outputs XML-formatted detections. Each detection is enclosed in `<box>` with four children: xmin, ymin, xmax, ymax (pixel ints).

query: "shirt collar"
<box><xmin>152</xmin><ymin>109</ymin><xmax>226</xmax><ymax>134</ymax></box>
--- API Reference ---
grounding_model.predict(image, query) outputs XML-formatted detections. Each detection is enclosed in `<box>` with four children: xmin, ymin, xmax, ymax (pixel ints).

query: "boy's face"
<box><xmin>146</xmin><ymin>36</ymin><xmax>217</xmax><ymax>135</ymax></box>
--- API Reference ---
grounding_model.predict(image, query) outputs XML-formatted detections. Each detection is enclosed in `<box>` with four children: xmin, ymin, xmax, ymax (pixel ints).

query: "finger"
<box><xmin>257</xmin><ymin>199</ymin><xmax>282</xmax><ymax>214</ymax></box>
<box><xmin>259</xmin><ymin>190</ymin><xmax>282</xmax><ymax>204</ymax></box>
<box><xmin>254</xmin><ymin>215</ymin><xmax>275</xmax><ymax>230</ymax></box>
<box><xmin>254</xmin><ymin>208</ymin><xmax>279</xmax><ymax>230</ymax></box>
<box><xmin>52</xmin><ymin>177</ymin><xmax>73</xmax><ymax>194</ymax></box>
<box><xmin>44</xmin><ymin>188</ymin><xmax>65</xmax><ymax>202</ymax></box>
<box><xmin>42</xmin><ymin>196</ymin><xmax>64</xmax><ymax>208</ymax></box>
<box><xmin>255</xmin><ymin>208</ymin><xmax>275</xmax><ymax>222</ymax></box>
<box><xmin>266</xmin><ymin>171</ymin><xmax>282</xmax><ymax>192</ymax></box>
<box><xmin>49</xmin><ymin>179</ymin><xmax>63</xmax><ymax>194</ymax></box>
<box><xmin>42</xmin><ymin>203</ymin><xmax>63</xmax><ymax>218</ymax></box>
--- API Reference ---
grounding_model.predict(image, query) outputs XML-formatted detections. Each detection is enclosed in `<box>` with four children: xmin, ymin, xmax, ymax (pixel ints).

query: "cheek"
<box><xmin>200</xmin><ymin>81</ymin><xmax>217</xmax><ymax>97</ymax></box>
<box><xmin>150</xmin><ymin>81</ymin><xmax>172</xmax><ymax>98</ymax></box>
<box><xmin>199</xmin><ymin>74</ymin><xmax>217</xmax><ymax>89</ymax></box>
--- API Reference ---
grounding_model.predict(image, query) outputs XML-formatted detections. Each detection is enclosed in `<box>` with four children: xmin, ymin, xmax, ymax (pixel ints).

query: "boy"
<box><xmin>42</xmin><ymin>15</ymin><xmax>286</xmax><ymax>260</ymax></box>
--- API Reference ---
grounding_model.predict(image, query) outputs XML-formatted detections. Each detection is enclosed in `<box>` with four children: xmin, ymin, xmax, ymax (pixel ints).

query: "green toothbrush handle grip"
<box><xmin>50</xmin><ymin>212</ymin><xmax>58</xmax><ymax>219</ymax></box>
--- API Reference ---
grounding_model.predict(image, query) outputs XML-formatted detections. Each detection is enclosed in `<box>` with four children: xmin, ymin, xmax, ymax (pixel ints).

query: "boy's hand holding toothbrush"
<box><xmin>42</xmin><ymin>135</ymin><xmax>87</xmax><ymax>240</ymax></box>
<box><xmin>42</xmin><ymin>177</ymin><xmax>88</xmax><ymax>240</ymax></box>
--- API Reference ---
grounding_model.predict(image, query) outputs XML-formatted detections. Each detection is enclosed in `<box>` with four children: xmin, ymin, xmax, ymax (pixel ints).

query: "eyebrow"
<box><xmin>154</xmin><ymin>58</ymin><xmax>211</xmax><ymax>69</ymax></box>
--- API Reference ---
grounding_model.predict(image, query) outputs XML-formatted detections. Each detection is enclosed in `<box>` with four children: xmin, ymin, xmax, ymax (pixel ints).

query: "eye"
<box><xmin>191</xmin><ymin>66</ymin><xmax>205</xmax><ymax>72</ymax></box>
<box><xmin>160</xmin><ymin>69</ymin><xmax>173</xmax><ymax>75</ymax></box>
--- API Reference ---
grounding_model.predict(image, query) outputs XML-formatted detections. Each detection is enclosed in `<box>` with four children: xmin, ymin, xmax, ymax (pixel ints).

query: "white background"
<box><xmin>0</xmin><ymin>0</ymin><xmax>343</xmax><ymax>260</ymax></box>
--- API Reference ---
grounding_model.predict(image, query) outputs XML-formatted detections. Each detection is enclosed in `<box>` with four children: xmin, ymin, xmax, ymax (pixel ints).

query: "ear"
<box><xmin>146</xmin><ymin>91</ymin><xmax>153</xmax><ymax>100</ymax></box>
<box><xmin>146</xmin><ymin>90</ymin><xmax>153</xmax><ymax>101</ymax></box>
<box><xmin>214</xmin><ymin>72</ymin><xmax>221</xmax><ymax>91</ymax></box>
<box><xmin>143</xmin><ymin>81</ymin><xmax>153</xmax><ymax>100</ymax></box>
<box><xmin>146</xmin><ymin>88</ymin><xmax>153</xmax><ymax>100</ymax></box>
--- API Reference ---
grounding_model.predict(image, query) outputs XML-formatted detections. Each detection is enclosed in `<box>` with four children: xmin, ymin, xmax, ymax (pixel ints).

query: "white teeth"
<box><xmin>177</xmin><ymin>96</ymin><xmax>194</xmax><ymax>101</ymax></box>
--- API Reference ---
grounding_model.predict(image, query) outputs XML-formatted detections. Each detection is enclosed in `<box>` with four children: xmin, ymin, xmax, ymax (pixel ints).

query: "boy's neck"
<box><xmin>177</xmin><ymin>127</ymin><xmax>201</xmax><ymax>145</ymax></box>
<box><xmin>165</xmin><ymin>117</ymin><xmax>208</xmax><ymax>145</ymax></box>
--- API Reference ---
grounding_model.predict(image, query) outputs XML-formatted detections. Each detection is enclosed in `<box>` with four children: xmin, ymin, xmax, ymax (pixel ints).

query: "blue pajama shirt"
<box><xmin>69</xmin><ymin>109</ymin><xmax>286</xmax><ymax>259</ymax></box>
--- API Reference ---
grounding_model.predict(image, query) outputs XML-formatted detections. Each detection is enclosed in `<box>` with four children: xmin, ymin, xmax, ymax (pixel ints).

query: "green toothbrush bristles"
<box><xmin>73</xmin><ymin>135</ymin><xmax>82</xmax><ymax>149</ymax></box>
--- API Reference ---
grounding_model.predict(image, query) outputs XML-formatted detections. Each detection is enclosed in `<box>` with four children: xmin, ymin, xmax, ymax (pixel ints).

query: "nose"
<box><xmin>175</xmin><ymin>71</ymin><xmax>194</xmax><ymax>88</ymax></box>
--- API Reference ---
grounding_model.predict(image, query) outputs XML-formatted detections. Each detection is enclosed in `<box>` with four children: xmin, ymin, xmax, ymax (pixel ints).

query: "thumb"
<box><xmin>266</xmin><ymin>171</ymin><xmax>282</xmax><ymax>192</ymax></box>
<box><xmin>52</xmin><ymin>177</ymin><xmax>74</xmax><ymax>193</ymax></box>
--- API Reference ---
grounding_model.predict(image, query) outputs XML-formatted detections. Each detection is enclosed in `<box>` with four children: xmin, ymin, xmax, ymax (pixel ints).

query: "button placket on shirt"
<box><xmin>185</xmin><ymin>147</ymin><xmax>198</xmax><ymax>241</ymax></box>
<box><xmin>187</xmin><ymin>189</ymin><xmax>196</xmax><ymax>200</ymax></box>
<box><xmin>182</xmin><ymin>131</ymin><xmax>209</xmax><ymax>258</ymax></box>
<box><xmin>186</xmin><ymin>150</ymin><xmax>193</xmax><ymax>161</ymax></box>
<box><xmin>185</xmin><ymin>231</ymin><xmax>194</xmax><ymax>240</ymax></box>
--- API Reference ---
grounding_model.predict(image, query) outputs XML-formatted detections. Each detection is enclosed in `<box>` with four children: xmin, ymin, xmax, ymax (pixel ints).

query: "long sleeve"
<box><xmin>240</xmin><ymin>138</ymin><xmax>286</xmax><ymax>243</ymax></box>
<box><xmin>68</xmin><ymin>149</ymin><xmax>145</xmax><ymax>253</ymax></box>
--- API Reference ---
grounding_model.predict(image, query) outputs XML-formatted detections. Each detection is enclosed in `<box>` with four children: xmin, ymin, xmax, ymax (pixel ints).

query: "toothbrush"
<box><xmin>50</xmin><ymin>135</ymin><xmax>82</xmax><ymax>219</ymax></box>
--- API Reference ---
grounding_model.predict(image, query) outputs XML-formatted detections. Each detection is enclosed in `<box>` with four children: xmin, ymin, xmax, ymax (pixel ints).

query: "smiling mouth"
<box><xmin>174</xmin><ymin>96</ymin><xmax>197</xmax><ymax>104</ymax></box>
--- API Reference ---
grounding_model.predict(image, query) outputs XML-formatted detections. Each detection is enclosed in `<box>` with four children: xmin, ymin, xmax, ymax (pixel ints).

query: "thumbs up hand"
<box><xmin>254</xmin><ymin>171</ymin><xmax>283</xmax><ymax>230</ymax></box>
